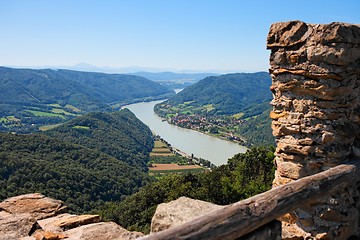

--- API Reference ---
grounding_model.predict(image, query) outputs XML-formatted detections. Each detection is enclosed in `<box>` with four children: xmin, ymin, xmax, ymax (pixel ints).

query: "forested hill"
<box><xmin>45</xmin><ymin>109</ymin><xmax>153</xmax><ymax>170</ymax></box>
<box><xmin>162</xmin><ymin>72</ymin><xmax>272</xmax><ymax>116</ymax></box>
<box><xmin>0</xmin><ymin>132</ymin><xmax>151</xmax><ymax>213</ymax></box>
<box><xmin>0</xmin><ymin>67</ymin><xmax>174</xmax><ymax>111</ymax></box>
<box><xmin>0</xmin><ymin>67</ymin><xmax>174</xmax><ymax>132</ymax></box>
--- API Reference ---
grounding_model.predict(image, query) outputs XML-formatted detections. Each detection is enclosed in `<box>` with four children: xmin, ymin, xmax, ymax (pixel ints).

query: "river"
<box><xmin>124</xmin><ymin>100</ymin><xmax>247</xmax><ymax>166</ymax></box>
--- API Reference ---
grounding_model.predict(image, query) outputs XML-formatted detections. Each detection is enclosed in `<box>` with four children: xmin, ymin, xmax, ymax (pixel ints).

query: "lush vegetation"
<box><xmin>0</xmin><ymin>67</ymin><xmax>277</xmax><ymax>236</ymax></box>
<box><xmin>0</xmin><ymin>67</ymin><xmax>174</xmax><ymax>133</ymax></box>
<box><xmin>0</xmin><ymin>132</ymin><xmax>151</xmax><ymax>213</ymax></box>
<box><xmin>45</xmin><ymin>109</ymin><xmax>153</xmax><ymax>170</ymax></box>
<box><xmin>97</xmin><ymin>146</ymin><xmax>275</xmax><ymax>233</ymax></box>
<box><xmin>154</xmin><ymin>72</ymin><xmax>275</xmax><ymax>146</ymax></box>
<box><xmin>156</xmin><ymin>72</ymin><xmax>271</xmax><ymax>116</ymax></box>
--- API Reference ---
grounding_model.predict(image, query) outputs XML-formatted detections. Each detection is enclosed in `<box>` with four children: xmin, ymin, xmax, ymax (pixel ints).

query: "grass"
<box><xmin>154</xmin><ymin>140</ymin><xmax>167</xmax><ymax>148</ymax></box>
<box><xmin>51</xmin><ymin>108</ymin><xmax>77</xmax><ymax>116</ymax></box>
<box><xmin>0</xmin><ymin>116</ymin><xmax>21</xmax><ymax>123</ymax></box>
<box><xmin>39</xmin><ymin>124</ymin><xmax>62</xmax><ymax>131</ymax></box>
<box><xmin>203</xmin><ymin>104</ymin><xmax>215</xmax><ymax>112</ymax></box>
<box><xmin>72</xmin><ymin>125</ymin><xmax>90</xmax><ymax>130</ymax></box>
<box><xmin>48</xmin><ymin>103</ymin><xmax>61</xmax><ymax>108</ymax></box>
<box><xmin>26</xmin><ymin>110</ymin><xmax>66</xmax><ymax>119</ymax></box>
<box><xmin>150</xmin><ymin>153</ymin><xmax>174</xmax><ymax>156</ymax></box>
<box><xmin>151</xmin><ymin>140</ymin><xmax>175</xmax><ymax>156</ymax></box>
<box><xmin>65</xmin><ymin>104</ymin><xmax>82</xmax><ymax>113</ymax></box>
<box><xmin>184</xmin><ymin>101</ymin><xmax>195</xmax><ymax>105</ymax></box>
<box><xmin>232</xmin><ymin>112</ymin><xmax>244</xmax><ymax>119</ymax></box>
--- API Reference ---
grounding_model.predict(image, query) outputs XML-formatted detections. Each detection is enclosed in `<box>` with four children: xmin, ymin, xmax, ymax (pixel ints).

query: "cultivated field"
<box><xmin>149</xmin><ymin>163</ymin><xmax>203</xmax><ymax>171</ymax></box>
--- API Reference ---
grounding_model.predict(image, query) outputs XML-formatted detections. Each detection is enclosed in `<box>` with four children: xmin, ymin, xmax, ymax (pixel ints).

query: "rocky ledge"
<box><xmin>0</xmin><ymin>193</ymin><xmax>143</xmax><ymax>240</ymax></box>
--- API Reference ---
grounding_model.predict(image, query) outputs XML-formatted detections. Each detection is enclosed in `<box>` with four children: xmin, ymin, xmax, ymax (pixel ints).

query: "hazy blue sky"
<box><xmin>1</xmin><ymin>0</ymin><xmax>359</xmax><ymax>73</ymax></box>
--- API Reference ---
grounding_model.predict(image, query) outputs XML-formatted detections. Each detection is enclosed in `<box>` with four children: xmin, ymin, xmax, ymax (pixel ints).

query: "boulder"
<box><xmin>150</xmin><ymin>196</ymin><xmax>222</xmax><ymax>233</ymax></box>
<box><xmin>0</xmin><ymin>193</ymin><xmax>67</xmax><ymax>220</ymax></box>
<box><xmin>0</xmin><ymin>193</ymin><xmax>142</xmax><ymax>240</ymax></box>
<box><xmin>64</xmin><ymin>222</ymin><xmax>144</xmax><ymax>240</ymax></box>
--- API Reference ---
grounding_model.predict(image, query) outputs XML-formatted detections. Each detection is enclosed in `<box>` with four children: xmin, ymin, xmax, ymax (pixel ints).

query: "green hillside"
<box><xmin>154</xmin><ymin>72</ymin><xmax>274</xmax><ymax>146</ymax></box>
<box><xmin>0</xmin><ymin>67</ymin><xmax>174</xmax><ymax>133</ymax></box>
<box><xmin>0</xmin><ymin>132</ymin><xmax>151</xmax><ymax>213</ymax></box>
<box><xmin>156</xmin><ymin>72</ymin><xmax>271</xmax><ymax>116</ymax></box>
<box><xmin>98</xmin><ymin>146</ymin><xmax>275</xmax><ymax>233</ymax></box>
<box><xmin>45</xmin><ymin>109</ymin><xmax>153</xmax><ymax>170</ymax></box>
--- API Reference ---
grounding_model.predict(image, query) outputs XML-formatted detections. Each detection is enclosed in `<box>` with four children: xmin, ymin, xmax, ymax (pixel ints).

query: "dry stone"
<box><xmin>150</xmin><ymin>196</ymin><xmax>222</xmax><ymax>233</ymax></box>
<box><xmin>267</xmin><ymin>21</ymin><xmax>360</xmax><ymax>239</ymax></box>
<box><xmin>64</xmin><ymin>222</ymin><xmax>144</xmax><ymax>240</ymax></box>
<box><xmin>0</xmin><ymin>193</ymin><xmax>67</xmax><ymax>220</ymax></box>
<box><xmin>0</xmin><ymin>193</ymin><xmax>143</xmax><ymax>240</ymax></box>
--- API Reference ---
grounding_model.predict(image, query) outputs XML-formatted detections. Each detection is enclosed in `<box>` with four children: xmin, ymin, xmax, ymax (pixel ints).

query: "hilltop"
<box><xmin>45</xmin><ymin>109</ymin><xmax>153</xmax><ymax>170</ymax></box>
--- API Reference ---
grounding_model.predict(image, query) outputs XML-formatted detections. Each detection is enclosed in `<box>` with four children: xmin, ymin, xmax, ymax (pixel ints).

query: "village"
<box><xmin>168</xmin><ymin>114</ymin><xmax>246</xmax><ymax>144</ymax></box>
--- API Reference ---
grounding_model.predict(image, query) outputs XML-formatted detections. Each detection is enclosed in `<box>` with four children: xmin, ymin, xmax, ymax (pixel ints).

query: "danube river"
<box><xmin>124</xmin><ymin>100</ymin><xmax>247</xmax><ymax>166</ymax></box>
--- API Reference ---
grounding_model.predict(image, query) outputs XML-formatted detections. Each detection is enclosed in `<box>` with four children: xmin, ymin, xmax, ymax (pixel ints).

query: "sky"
<box><xmin>1</xmin><ymin>0</ymin><xmax>359</xmax><ymax>73</ymax></box>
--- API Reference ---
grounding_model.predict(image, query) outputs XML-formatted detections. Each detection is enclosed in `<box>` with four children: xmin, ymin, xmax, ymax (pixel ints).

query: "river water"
<box><xmin>124</xmin><ymin>100</ymin><xmax>247</xmax><ymax>166</ymax></box>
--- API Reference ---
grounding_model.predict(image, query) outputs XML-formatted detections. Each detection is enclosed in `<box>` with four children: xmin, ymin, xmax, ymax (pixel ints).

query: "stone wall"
<box><xmin>267</xmin><ymin>21</ymin><xmax>360</xmax><ymax>239</ymax></box>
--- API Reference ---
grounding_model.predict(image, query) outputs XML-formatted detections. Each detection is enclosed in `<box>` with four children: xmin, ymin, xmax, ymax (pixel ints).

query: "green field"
<box><xmin>232</xmin><ymin>112</ymin><xmax>244</xmax><ymax>119</ymax></box>
<box><xmin>26</xmin><ymin>110</ymin><xmax>66</xmax><ymax>119</ymax></box>
<box><xmin>51</xmin><ymin>108</ymin><xmax>78</xmax><ymax>116</ymax></box>
<box><xmin>65</xmin><ymin>104</ymin><xmax>82</xmax><ymax>113</ymax></box>
<box><xmin>39</xmin><ymin>124</ymin><xmax>62</xmax><ymax>131</ymax></box>
<box><xmin>151</xmin><ymin>140</ymin><xmax>175</xmax><ymax>156</ymax></box>
<box><xmin>203</xmin><ymin>104</ymin><xmax>215</xmax><ymax>112</ymax></box>
<box><xmin>72</xmin><ymin>125</ymin><xmax>90</xmax><ymax>130</ymax></box>
<box><xmin>48</xmin><ymin>103</ymin><xmax>61</xmax><ymax>108</ymax></box>
<box><xmin>154</xmin><ymin>140</ymin><xmax>167</xmax><ymax>148</ymax></box>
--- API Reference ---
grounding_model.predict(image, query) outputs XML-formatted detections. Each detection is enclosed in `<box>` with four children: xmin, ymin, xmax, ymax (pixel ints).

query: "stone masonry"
<box><xmin>267</xmin><ymin>21</ymin><xmax>360</xmax><ymax>239</ymax></box>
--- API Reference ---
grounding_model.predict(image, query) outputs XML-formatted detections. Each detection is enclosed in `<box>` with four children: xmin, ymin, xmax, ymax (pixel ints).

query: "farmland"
<box><xmin>149</xmin><ymin>138</ymin><xmax>207</xmax><ymax>174</ymax></box>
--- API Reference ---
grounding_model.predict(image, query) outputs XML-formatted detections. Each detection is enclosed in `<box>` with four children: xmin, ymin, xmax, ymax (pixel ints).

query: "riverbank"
<box><xmin>124</xmin><ymin>100</ymin><xmax>247</xmax><ymax>166</ymax></box>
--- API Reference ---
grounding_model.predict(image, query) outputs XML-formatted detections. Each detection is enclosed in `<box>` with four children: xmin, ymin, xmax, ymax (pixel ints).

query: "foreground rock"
<box><xmin>0</xmin><ymin>193</ymin><xmax>143</xmax><ymax>240</ymax></box>
<box><xmin>149</xmin><ymin>196</ymin><xmax>281</xmax><ymax>240</ymax></box>
<box><xmin>151</xmin><ymin>196</ymin><xmax>222</xmax><ymax>233</ymax></box>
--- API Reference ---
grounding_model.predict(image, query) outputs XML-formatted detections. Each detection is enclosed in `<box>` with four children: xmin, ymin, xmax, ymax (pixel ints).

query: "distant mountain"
<box><xmin>0</xmin><ymin>67</ymin><xmax>174</xmax><ymax>111</ymax></box>
<box><xmin>160</xmin><ymin>72</ymin><xmax>272</xmax><ymax>116</ymax></box>
<box><xmin>130</xmin><ymin>72</ymin><xmax>219</xmax><ymax>90</ymax></box>
<box><xmin>0</xmin><ymin>67</ymin><xmax>174</xmax><ymax>132</ymax></box>
<box><xmin>45</xmin><ymin>109</ymin><xmax>153</xmax><ymax>170</ymax></box>
<box><xmin>130</xmin><ymin>72</ymin><xmax>218</xmax><ymax>81</ymax></box>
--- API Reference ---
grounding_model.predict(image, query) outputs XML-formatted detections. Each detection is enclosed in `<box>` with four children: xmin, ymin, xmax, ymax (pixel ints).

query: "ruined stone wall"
<box><xmin>267</xmin><ymin>21</ymin><xmax>360</xmax><ymax>239</ymax></box>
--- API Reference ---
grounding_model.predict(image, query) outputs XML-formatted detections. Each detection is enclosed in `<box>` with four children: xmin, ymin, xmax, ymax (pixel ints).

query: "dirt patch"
<box><xmin>149</xmin><ymin>164</ymin><xmax>203</xmax><ymax>171</ymax></box>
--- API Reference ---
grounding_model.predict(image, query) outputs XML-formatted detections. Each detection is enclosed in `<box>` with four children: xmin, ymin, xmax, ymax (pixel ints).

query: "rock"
<box><xmin>32</xmin><ymin>230</ymin><xmax>68</xmax><ymax>240</ymax></box>
<box><xmin>0</xmin><ymin>193</ymin><xmax>141</xmax><ymax>240</ymax></box>
<box><xmin>0</xmin><ymin>212</ymin><xmax>37</xmax><ymax>240</ymax></box>
<box><xmin>267</xmin><ymin>21</ymin><xmax>312</xmax><ymax>48</ymax></box>
<box><xmin>0</xmin><ymin>193</ymin><xmax>67</xmax><ymax>220</ymax></box>
<box><xmin>64</xmin><ymin>222</ymin><xmax>143</xmax><ymax>240</ymax></box>
<box><xmin>37</xmin><ymin>213</ymin><xmax>100</xmax><ymax>232</ymax></box>
<box><xmin>150</xmin><ymin>196</ymin><xmax>222</xmax><ymax>233</ymax></box>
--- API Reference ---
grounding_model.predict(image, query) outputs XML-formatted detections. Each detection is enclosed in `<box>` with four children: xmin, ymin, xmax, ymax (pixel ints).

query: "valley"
<box><xmin>0</xmin><ymin>67</ymin><xmax>275</xmax><ymax>235</ymax></box>
<box><xmin>154</xmin><ymin>72</ymin><xmax>275</xmax><ymax>147</ymax></box>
